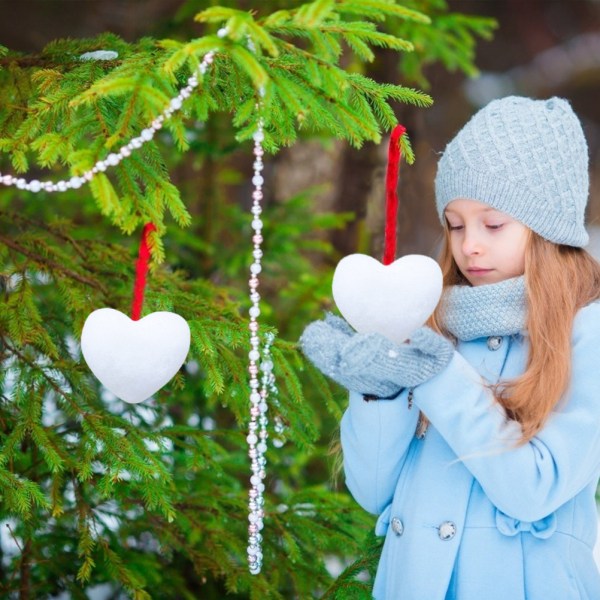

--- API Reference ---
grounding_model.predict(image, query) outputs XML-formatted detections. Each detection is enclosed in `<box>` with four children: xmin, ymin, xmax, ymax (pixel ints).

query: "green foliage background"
<box><xmin>0</xmin><ymin>1</ymin><xmax>494</xmax><ymax>598</ymax></box>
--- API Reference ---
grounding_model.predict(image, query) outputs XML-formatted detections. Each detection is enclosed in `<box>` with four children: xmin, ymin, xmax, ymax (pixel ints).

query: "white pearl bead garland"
<box><xmin>0</xmin><ymin>52</ymin><xmax>215</xmax><ymax>192</ymax></box>
<box><xmin>246</xmin><ymin>114</ymin><xmax>277</xmax><ymax>576</ymax></box>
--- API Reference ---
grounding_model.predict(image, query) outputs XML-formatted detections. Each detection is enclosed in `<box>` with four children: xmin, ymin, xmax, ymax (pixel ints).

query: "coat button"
<box><xmin>487</xmin><ymin>336</ymin><xmax>503</xmax><ymax>351</ymax></box>
<box><xmin>391</xmin><ymin>517</ymin><xmax>404</xmax><ymax>536</ymax></box>
<box><xmin>438</xmin><ymin>521</ymin><xmax>456</xmax><ymax>541</ymax></box>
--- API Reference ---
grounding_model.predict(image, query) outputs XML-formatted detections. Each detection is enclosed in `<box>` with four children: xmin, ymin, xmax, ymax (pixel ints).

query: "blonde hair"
<box><xmin>429</xmin><ymin>229</ymin><xmax>600</xmax><ymax>444</ymax></box>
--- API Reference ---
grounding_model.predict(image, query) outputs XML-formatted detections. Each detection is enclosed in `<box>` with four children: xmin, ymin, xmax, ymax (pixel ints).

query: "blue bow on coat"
<box><xmin>495</xmin><ymin>509</ymin><xmax>557</xmax><ymax>539</ymax></box>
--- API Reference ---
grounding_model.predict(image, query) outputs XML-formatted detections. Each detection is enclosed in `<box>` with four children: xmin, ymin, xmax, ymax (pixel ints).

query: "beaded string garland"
<box><xmin>1</xmin><ymin>40</ymin><xmax>274</xmax><ymax>575</ymax></box>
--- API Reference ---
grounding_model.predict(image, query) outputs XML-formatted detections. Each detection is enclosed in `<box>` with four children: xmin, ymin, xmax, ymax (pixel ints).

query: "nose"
<box><xmin>461</xmin><ymin>227</ymin><xmax>483</xmax><ymax>256</ymax></box>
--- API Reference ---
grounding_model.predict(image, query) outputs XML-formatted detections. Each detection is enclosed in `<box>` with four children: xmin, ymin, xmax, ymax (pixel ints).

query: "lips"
<box><xmin>467</xmin><ymin>267</ymin><xmax>493</xmax><ymax>274</ymax></box>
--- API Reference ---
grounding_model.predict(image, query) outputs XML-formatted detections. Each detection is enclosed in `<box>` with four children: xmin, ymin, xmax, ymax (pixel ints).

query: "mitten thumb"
<box><xmin>299</xmin><ymin>320</ymin><xmax>347</xmax><ymax>375</ymax></box>
<box><xmin>409</xmin><ymin>327</ymin><xmax>454</xmax><ymax>361</ymax></box>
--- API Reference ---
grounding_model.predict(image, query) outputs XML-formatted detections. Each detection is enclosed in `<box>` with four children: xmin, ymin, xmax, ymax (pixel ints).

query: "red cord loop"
<box><xmin>383</xmin><ymin>124</ymin><xmax>406</xmax><ymax>266</ymax></box>
<box><xmin>131</xmin><ymin>222</ymin><xmax>157</xmax><ymax>321</ymax></box>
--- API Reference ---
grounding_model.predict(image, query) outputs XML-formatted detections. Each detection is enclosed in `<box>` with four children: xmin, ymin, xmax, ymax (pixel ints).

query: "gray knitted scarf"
<box><xmin>441</xmin><ymin>276</ymin><xmax>527</xmax><ymax>341</ymax></box>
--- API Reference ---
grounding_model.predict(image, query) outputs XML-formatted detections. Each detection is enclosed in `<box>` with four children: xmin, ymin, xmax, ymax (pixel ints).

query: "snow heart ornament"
<box><xmin>81</xmin><ymin>223</ymin><xmax>190</xmax><ymax>403</ymax></box>
<box><xmin>81</xmin><ymin>309</ymin><xmax>190</xmax><ymax>404</ymax></box>
<box><xmin>332</xmin><ymin>254</ymin><xmax>442</xmax><ymax>344</ymax></box>
<box><xmin>332</xmin><ymin>125</ymin><xmax>442</xmax><ymax>343</ymax></box>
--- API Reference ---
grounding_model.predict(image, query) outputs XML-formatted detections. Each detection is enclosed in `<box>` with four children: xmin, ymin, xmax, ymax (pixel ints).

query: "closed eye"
<box><xmin>448</xmin><ymin>225</ymin><xmax>463</xmax><ymax>231</ymax></box>
<box><xmin>486</xmin><ymin>224</ymin><xmax>504</xmax><ymax>230</ymax></box>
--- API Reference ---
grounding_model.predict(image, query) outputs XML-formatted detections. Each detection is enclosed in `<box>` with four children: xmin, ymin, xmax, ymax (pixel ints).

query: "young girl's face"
<box><xmin>445</xmin><ymin>198</ymin><xmax>530</xmax><ymax>286</ymax></box>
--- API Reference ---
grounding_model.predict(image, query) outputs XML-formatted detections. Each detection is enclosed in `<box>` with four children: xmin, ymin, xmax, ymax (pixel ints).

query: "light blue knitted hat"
<box><xmin>435</xmin><ymin>96</ymin><xmax>589</xmax><ymax>247</ymax></box>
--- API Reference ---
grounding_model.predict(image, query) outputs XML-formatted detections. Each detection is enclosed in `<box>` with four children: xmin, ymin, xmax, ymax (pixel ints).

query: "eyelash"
<box><xmin>447</xmin><ymin>224</ymin><xmax>504</xmax><ymax>231</ymax></box>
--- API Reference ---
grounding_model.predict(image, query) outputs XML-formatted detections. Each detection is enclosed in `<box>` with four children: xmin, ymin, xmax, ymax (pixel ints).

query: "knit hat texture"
<box><xmin>435</xmin><ymin>96</ymin><xmax>589</xmax><ymax>247</ymax></box>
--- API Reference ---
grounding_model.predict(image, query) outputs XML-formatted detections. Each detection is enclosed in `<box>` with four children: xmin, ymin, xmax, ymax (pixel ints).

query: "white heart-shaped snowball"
<box><xmin>332</xmin><ymin>254</ymin><xmax>443</xmax><ymax>344</ymax></box>
<box><xmin>81</xmin><ymin>308</ymin><xmax>191</xmax><ymax>404</ymax></box>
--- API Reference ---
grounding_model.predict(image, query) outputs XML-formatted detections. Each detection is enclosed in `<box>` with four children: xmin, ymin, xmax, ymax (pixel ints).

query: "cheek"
<box><xmin>513</xmin><ymin>251</ymin><xmax>526</xmax><ymax>274</ymax></box>
<box><xmin>449</xmin><ymin>236</ymin><xmax>463</xmax><ymax>261</ymax></box>
<box><xmin>510</xmin><ymin>235</ymin><xmax>528</xmax><ymax>273</ymax></box>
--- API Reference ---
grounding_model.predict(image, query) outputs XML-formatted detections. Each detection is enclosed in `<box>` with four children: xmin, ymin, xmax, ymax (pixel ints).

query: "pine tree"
<box><xmin>0</xmin><ymin>1</ymin><xmax>494</xmax><ymax>598</ymax></box>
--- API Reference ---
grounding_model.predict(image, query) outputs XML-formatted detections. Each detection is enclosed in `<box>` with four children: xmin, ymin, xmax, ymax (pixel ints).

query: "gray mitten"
<box><xmin>299</xmin><ymin>314</ymin><xmax>401</xmax><ymax>398</ymax></box>
<box><xmin>339</xmin><ymin>327</ymin><xmax>454</xmax><ymax>389</ymax></box>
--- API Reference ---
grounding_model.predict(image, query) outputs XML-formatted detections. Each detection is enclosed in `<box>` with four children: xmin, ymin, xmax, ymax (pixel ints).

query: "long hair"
<box><xmin>429</xmin><ymin>229</ymin><xmax>600</xmax><ymax>444</ymax></box>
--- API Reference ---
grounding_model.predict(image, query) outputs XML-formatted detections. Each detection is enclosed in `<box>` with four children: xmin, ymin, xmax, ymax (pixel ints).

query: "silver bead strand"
<box><xmin>247</xmin><ymin>112</ymin><xmax>271</xmax><ymax>575</ymax></box>
<box><xmin>0</xmin><ymin>51</ymin><xmax>216</xmax><ymax>192</ymax></box>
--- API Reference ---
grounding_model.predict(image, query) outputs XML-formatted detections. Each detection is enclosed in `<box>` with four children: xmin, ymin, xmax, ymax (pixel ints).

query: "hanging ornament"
<box><xmin>240</xmin><ymin>27</ymin><xmax>277</xmax><ymax>576</ymax></box>
<box><xmin>333</xmin><ymin>253</ymin><xmax>442</xmax><ymax>345</ymax></box>
<box><xmin>332</xmin><ymin>125</ymin><xmax>443</xmax><ymax>343</ymax></box>
<box><xmin>81</xmin><ymin>223</ymin><xmax>191</xmax><ymax>404</ymax></box>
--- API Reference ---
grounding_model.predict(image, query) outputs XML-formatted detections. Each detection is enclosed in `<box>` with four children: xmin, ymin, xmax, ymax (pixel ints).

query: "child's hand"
<box><xmin>339</xmin><ymin>326</ymin><xmax>454</xmax><ymax>390</ymax></box>
<box><xmin>299</xmin><ymin>314</ymin><xmax>454</xmax><ymax>397</ymax></box>
<box><xmin>299</xmin><ymin>314</ymin><xmax>402</xmax><ymax>398</ymax></box>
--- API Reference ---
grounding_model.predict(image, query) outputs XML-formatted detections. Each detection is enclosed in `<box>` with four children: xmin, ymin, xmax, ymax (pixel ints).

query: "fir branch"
<box><xmin>337</xmin><ymin>0</ymin><xmax>431</xmax><ymax>24</ymax></box>
<box><xmin>0</xmin><ymin>234</ymin><xmax>108</xmax><ymax>293</ymax></box>
<box><xmin>320</xmin><ymin>530</ymin><xmax>383</xmax><ymax>599</ymax></box>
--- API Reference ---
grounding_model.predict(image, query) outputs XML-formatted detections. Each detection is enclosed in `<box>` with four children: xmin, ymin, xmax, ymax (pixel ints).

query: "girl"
<box><xmin>300</xmin><ymin>96</ymin><xmax>600</xmax><ymax>599</ymax></box>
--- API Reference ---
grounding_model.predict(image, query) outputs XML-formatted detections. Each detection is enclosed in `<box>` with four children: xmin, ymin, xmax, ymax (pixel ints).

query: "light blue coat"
<box><xmin>341</xmin><ymin>302</ymin><xmax>600</xmax><ymax>599</ymax></box>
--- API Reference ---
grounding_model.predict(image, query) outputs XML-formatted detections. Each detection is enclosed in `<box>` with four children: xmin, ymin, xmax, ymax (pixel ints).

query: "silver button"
<box><xmin>438</xmin><ymin>521</ymin><xmax>456</xmax><ymax>541</ymax></box>
<box><xmin>487</xmin><ymin>336</ymin><xmax>503</xmax><ymax>351</ymax></box>
<box><xmin>391</xmin><ymin>517</ymin><xmax>404</xmax><ymax>536</ymax></box>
